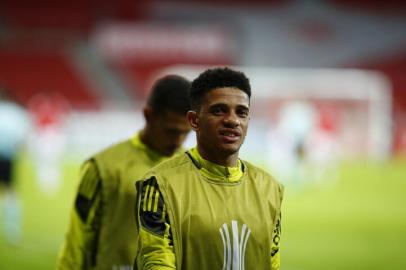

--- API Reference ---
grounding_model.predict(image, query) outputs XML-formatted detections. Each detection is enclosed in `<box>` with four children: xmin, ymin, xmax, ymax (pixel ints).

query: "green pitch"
<box><xmin>0</xmin><ymin>155</ymin><xmax>405</xmax><ymax>269</ymax></box>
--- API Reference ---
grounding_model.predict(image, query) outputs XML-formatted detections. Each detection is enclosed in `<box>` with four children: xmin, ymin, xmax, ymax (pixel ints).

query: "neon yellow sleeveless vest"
<box><xmin>92</xmin><ymin>137</ymin><xmax>166</xmax><ymax>269</ymax></box>
<box><xmin>143</xmin><ymin>152</ymin><xmax>284</xmax><ymax>269</ymax></box>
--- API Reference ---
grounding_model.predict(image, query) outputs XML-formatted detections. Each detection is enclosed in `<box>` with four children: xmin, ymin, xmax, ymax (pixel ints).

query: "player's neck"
<box><xmin>196</xmin><ymin>145</ymin><xmax>239</xmax><ymax>167</ymax></box>
<box><xmin>140</xmin><ymin>128</ymin><xmax>156</xmax><ymax>153</ymax></box>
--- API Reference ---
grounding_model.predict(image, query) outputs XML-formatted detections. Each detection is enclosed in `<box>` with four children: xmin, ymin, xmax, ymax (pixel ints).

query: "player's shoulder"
<box><xmin>94</xmin><ymin>139</ymin><xmax>133</xmax><ymax>158</ymax></box>
<box><xmin>142</xmin><ymin>152</ymin><xmax>191</xmax><ymax>178</ymax></box>
<box><xmin>154</xmin><ymin>151</ymin><xmax>190</xmax><ymax>172</ymax></box>
<box><xmin>243</xmin><ymin>160</ymin><xmax>284</xmax><ymax>202</ymax></box>
<box><xmin>86</xmin><ymin>138</ymin><xmax>137</xmax><ymax>173</ymax></box>
<box><xmin>242</xmin><ymin>160</ymin><xmax>269</xmax><ymax>176</ymax></box>
<box><xmin>243</xmin><ymin>160</ymin><xmax>282</xmax><ymax>185</ymax></box>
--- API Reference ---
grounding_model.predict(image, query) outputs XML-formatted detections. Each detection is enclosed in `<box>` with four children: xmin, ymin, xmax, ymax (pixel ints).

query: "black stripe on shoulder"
<box><xmin>77</xmin><ymin>160</ymin><xmax>100</xmax><ymax>199</ymax></box>
<box><xmin>144</xmin><ymin>176</ymin><xmax>157</xmax><ymax>187</ymax></box>
<box><xmin>75</xmin><ymin>160</ymin><xmax>101</xmax><ymax>222</ymax></box>
<box><xmin>139</xmin><ymin>176</ymin><xmax>166</xmax><ymax>236</ymax></box>
<box><xmin>75</xmin><ymin>180</ymin><xmax>101</xmax><ymax>222</ymax></box>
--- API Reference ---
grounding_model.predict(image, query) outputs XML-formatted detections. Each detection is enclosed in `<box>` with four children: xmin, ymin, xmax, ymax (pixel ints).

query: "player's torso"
<box><xmin>94</xmin><ymin>141</ymin><xmax>158</xmax><ymax>269</ymax></box>
<box><xmin>158</xmin><ymin>159</ymin><xmax>281</xmax><ymax>270</ymax></box>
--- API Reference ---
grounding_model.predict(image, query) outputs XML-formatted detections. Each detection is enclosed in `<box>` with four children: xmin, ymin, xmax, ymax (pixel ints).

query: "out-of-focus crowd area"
<box><xmin>1</xmin><ymin>0</ymin><xmax>406</xmax><ymax>161</ymax></box>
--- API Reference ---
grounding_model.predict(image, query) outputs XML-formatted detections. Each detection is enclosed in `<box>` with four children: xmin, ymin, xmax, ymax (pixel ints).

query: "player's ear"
<box><xmin>143</xmin><ymin>107</ymin><xmax>153</xmax><ymax>123</ymax></box>
<box><xmin>187</xmin><ymin>110</ymin><xmax>198</xmax><ymax>131</ymax></box>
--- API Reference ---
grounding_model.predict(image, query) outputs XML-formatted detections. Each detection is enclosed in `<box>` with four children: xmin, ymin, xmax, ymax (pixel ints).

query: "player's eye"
<box><xmin>237</xmin><ymin>108</ymin><xmax>249</xmax><ymax>118</ymax></box>
<box><xmin>210</xmin><ymin>105</ymin><xmax>226</xmax><ymax>115</ymax></box>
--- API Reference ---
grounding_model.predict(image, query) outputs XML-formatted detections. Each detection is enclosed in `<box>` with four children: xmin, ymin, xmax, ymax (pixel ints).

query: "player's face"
<box><xmin>188</xmin><ymin>87</ymin><xmax>250</xmax><ymax>165</ymax></box>
<box><xmin>150</xmin><ymin>111</ymin><xmax>191</xmax><ymax>156</ymax></box>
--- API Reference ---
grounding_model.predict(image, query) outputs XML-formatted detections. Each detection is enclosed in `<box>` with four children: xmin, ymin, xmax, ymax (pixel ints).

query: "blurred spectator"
<box><xmin>268</xmin><ymin>100</ymin><xmax>318</xmax><ymax>184</ymax></box>
<box><xmin>28</xmin><ymin>91</ymin><xmax>70</xmax><ymax>196</ymax></box>
<box><xmin>305</xmin><ymin>104</ymin><xmax>340</xmax><ymax>183</ymax></box>
<box><xmin>268</xmin><ymin>100</ymin><xmax>340</xmax><ymax>185</ymax></box>
<box><xmin>0</xmin><ymin>87</ymin><xmax>31</xmax><ymax>244</ymax></box>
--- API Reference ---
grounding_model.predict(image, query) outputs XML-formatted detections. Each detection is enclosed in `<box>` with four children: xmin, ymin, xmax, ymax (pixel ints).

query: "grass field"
<box><xmin>1</xmin><ymin>155</ymin><xmax>405</xmax><ymax>269</ymax></box>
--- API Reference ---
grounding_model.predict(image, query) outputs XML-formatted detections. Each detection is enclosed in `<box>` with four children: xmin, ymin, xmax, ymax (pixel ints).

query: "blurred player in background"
<box><xmin>28</xmin><ymin>91</ymin><xmax>70</xmax><ymax>196</ymax></box>
<box><xmin>0</xmin><ymin>88</ymin><xmax>31</xmax><ymax>244</ymax></box>
<box><xmin>135</xmin><ymin>67</ymin><xmax>284</xmax><ymax>269</ymax></box>
<box><xmin>56</xmin><ymin>75</ymin><xmax>191</xmax><ymax>270</ymax></box>
<box><xmin>268</xmin><ymin>101</ymin><xmax>340</xmax><ymax>185</ymax></box>
<box><xmin>267</xmin><ymin>101</ymin><xmax>318</xmax><ymax>184</ymax></box>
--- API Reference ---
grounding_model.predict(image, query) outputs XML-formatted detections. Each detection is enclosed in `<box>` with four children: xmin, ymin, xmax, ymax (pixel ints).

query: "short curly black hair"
<box><xmin>147</xmin><ymin>74</ymin><xmax>191</xmax><ymax>114</ymax></box>
<box><xmin>190</xmin><ymin>67</ymin><xmax>251</xmax><ymax>110</ymax></box>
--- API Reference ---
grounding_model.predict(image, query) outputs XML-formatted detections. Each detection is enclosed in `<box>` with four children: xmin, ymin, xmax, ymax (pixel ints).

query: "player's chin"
<box><xmin>219</xmin><ymin>143</ymin><xmax>241</xmax><ymax>155</ymax></box>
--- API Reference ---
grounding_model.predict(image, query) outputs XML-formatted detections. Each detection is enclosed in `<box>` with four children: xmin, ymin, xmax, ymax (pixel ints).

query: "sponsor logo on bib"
<box><xmin>219</xmin><ymin>220</ymin><xmax>251</xmax><ymax>270</ymax></box>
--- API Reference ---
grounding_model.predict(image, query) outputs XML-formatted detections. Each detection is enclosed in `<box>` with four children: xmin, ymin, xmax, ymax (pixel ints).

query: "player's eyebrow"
<box><xmin>208</xmin><ymin>103</ymin><xmax>250</xmax><ymax>111</ymax></box>
<box><xmin>208</xmin><ymin>103</ymin><xmax>227</xmax><ymax>110</ymax></box>
<box><xmin>236</xmin><ymin>104</ymin><xmax>249</xmax><ymax>111</ymax></box>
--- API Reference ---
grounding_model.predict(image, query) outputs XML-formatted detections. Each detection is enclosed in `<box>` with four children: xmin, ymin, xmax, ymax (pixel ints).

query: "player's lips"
<box><xmin>219</xmin><ymin>129</ymin><xmax>241</xmax><ymax>143</ymax></box>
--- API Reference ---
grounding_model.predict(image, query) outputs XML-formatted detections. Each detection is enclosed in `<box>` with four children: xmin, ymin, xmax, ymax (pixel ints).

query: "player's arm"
<box><xmin>271</xmin><ymin>212</ymin><xmax>282</xmax><ymax>270</ymax></box>
<box><xmin>56</xmin><ymin>160</ymin><xmax>102</xmax><ymax>270</ymax></box>
<box><xmin>135</xmin><ymin>176</ymin><xmax>176</xmax><ymax>270</ymax></box>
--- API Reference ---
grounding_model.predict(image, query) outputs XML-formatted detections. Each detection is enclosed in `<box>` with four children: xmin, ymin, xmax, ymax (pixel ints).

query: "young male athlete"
<box><xmin>0</xmin><ymin>89</ymin><xmax>30</xmax><ymax>244</ymax></box>
<box><xmin>136</xmin><ymin>67</ymin><xmax>284</xmax><ymax>269</ymax></box>
<box><xmin>57</xmin><ymin>75</ymin><xmax>192</xmax><ymax>270</ymax></box>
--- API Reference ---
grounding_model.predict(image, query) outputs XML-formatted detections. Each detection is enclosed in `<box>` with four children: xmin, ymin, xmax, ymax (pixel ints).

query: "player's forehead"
<box><xmin>203</xmin><ymin>87</ymin><xmax>249</xmax><ymax>108</ymax></box>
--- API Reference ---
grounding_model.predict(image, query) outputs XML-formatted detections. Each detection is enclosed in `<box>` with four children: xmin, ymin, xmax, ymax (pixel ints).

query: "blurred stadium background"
<box><xmin>0</xmin><ymin>0</ymin><xmax>405</xmax><ymax>269</ymax></box>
